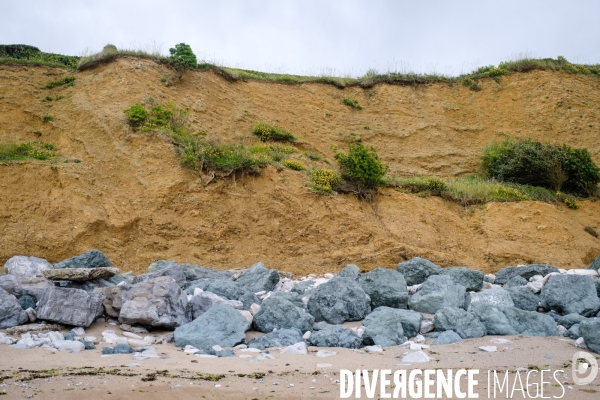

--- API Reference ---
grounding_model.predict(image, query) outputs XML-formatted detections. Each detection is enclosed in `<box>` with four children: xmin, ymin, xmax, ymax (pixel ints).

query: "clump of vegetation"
<box><xmin>585</xmin><ymin>226</ymin><xmax>598</xmax><ymax>238</ymax></box>
<box><xmin>0</xmin><ymin>44</ymin><xmax>79</xmax><ymax>68</ymax></box>
<box><xmin>395</xmin><ymin>176</ymin><xmax>447</xmax><ymax>194</ymax></box>
<box><xmin>123</xmin><ymin>104</ymin><xmax>149</xmax><ymax>127</ymax></box>
<box><xmin>0</xmin><ymin>141</ymin><xmax>57</xmax><ymax>161</ymax></box>
<box><xmin>334</xmin><ymin>142</ymin><xmax>388</xmax><ymax>196</ymax></box>
<box><xmin>342</xmin><ymin>98</ymin><xmax>363</xmax><ymax>110</ymax></box>
<box><xmin>42</xmin><ymin>114</ymin><xmax>53</xmax><ymax>122</ymax></box>
<box><xmin>481</xmin><ymin>138</ymin><xmax>600</xmax><ymax>196</ymax></box>
<box><xmin>168</xmin><ymin>43</ymin><xmax>197</xmax><ymax>80</ymax></box>
<box><xmin>43</xmin><ymin>76</ymin><xmax>75</xmax><ymax>89</ymax></box>
<box><xmin>564</xmin><ymin>198</ymin><xmax>579</xmax><ymax>209</ymax></box>
<box><xmin>462</xmin><ymin>77</ymin><xmax>481</xmax><ymax>91</ymax></box>
<box><xmin>283</xmin><ymin>159</ymin><xmax>305</xmax><ymax>170</ymax></box>
<box><xmin>252</xmin><ymin>122</ymin><xmax>297</xmax><ymax>142</ymax></box>
<box><xmin>309</xmin><ymin>168</ymin><xmax>341</xmax><ymax>193</ymax></box>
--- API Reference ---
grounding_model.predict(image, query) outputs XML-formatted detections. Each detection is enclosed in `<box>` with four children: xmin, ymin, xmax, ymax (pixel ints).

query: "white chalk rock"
<box><xmin>479</xmin><ymin>346</ymin><xmax>497</xmax><ymax>352</ymax></box>
<box><xmin>212</xmin><ymin>345</ymin><xmax>223</xmax><ymax>352</ymax></box>
<box><xmin>239</xmin><ymin>310</ymin><xmax>253</xmax><ymax>325</ymax></box>
<box><xmin>324</xmin><ymin>273</ymin><xmax>334</xmax><ymax>279</ymax></box>
<box><xmin>302</xmin><ymin>331</ymin><xmax>311</xmax><ymax>340</ymax></box>
<box><xmin>566</xmin><ymin>269</ymin><xmax>598</xmax><ymax>277</ymax></box>
<box><xmin>527</xmin><ymin>280</ymin><xmax>544</xmax><ymax>294</ymax></box>
<box><xmin>123</xmin><ymin>332</ymin><xmax>143</xmax><ymax>340</ymax></box>
<box><xmin>184</xmin><ymin>345</ymin><xmax>200</xmax><ymax>354</ymax></box>
<box><xmin>414</xmin><ymin>334</ymin><xmax>425</xmax><ymax>343</ymax></box>
<box><xmin>365</xmin><ymin>345</ymin><xmax>383</xmax><ymax>353</ymax></box>
<box><xmin>54</xmin><ymin>340</ymin><xmax>85</xmax><ymax>353</ymax></box>
<box><xmin>401</xmin><ymin>351</ymin><xmax>430</xmax><ymax>363</ymax></box>
<box><xmin>250</xmin><ymin>303</ymin><xmax>261</xmax><ymax>316</ymax></box>
<box><xmin>575</xmin><ymin>337</ymin><xmax>588</xmax><ymax>349</ymax></box>
<box><xmin>316</xmin><ymin>350</ymin><xmax>337</xmax><ymax>358</ymax></box>
<box><xmin>280</xmin><ymin>342</ymin><xmax>308</xmax><ymax>355</ymax></box>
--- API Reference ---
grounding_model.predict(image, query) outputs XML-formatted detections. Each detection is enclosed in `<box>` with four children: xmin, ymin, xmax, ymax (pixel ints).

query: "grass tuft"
<box><xmin>0</xmin><ymin>141</ymin><xmax>57</xmax><ymax>161</ymax></box>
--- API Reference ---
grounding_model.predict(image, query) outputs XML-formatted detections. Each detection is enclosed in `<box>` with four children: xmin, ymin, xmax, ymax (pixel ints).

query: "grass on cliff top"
<box><xmin>388</xmin><ymin>175</ymin><xmax>587</xmax><ymax>206</ymax></box>
<box><xmin>1</xmin><ymin>44</ymin><xmax>598</xmax><ymax>87</ymax></box>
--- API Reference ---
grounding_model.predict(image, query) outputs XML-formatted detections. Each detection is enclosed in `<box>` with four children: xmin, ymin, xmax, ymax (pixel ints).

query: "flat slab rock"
<box><xmin>6</xmin><ymin>323</ymin><xmax>67</xmax><ymax>336</ymax></box>
<box><xmin>43</xmin><ymin>267</ymin><xmax>120</xmax><ymax>282</ymax></box>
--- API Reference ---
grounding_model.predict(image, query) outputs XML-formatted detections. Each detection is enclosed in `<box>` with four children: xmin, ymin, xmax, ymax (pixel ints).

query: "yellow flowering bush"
<box><xmin>310</xmin><ymin>168</ymin><xmax>341</xmax><ymax>193</ymax></box>
<box><xmin>252</xmin><ymin>122</ymin><xmax>297</xmax><ymax>142</ymax></box>
<box><xmin>283</xmin><ymin>160</ymin><xmax>305</xmax><ymax>171</ymax></box>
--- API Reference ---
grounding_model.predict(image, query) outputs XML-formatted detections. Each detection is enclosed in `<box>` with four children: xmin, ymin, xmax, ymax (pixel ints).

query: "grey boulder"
<box><xmin>362</xmin><ymin>306</ymin><xmax>408</xmax><ymax>347</ymax></box>
<box><xmin>566</xmin><ymin>324</ymin><xmax>580</xmax><ymax>339</ymax></box>
<box><xmin>471</xmin><ymin>303</ymin><xmax>557</xmax><ymax>336</ymax></box>
<box><xmin>253</xmin><ymin>297</ymin><xmax>314</xmax><ymax>333</ymax></box>
<box><xmin>36</xmin><ymin>287</ymin><xmax>104</xmax><ymax>327</ymax></box>
<box><xmin>235</xmin><ymin>262</ymin><xmax>280</xmax><ymax>293</ymax></box>
<box><xmin>147</xmin><ymin>260</ymin><xmax>178</xmax><ymax>273</ymax></box>
<box><xmin>494</xmin><ymin>264</ymin><xmax>559</xmax><ymax>285</ymax></box>
<box><xmin>54</xmin><ymin>249</ymin><xmax>112</xmax><ymax>269</ymax></box>
<box><xmin>188</xmin><ymin>291</ymin><xmax>242</xmax><ymax>320</ymax></box>
<box><xmin>307</xmin><ymin>277</ymin><xmax>371</xmax><ymax>324</ymax></box>
<box><xmin>308</xmin><ymin>325</ymin><xmax>362</xmax><ymax>348</ymax></box>
<box><xmin>0</xmin><ymin>274</ymin><xmax>53</xmax><ymax>301</ymax></box>
<box><xmin>119</xmin><ymin>276</ymin><xmax>188</xmax><ymax>328</ymax></box>
<box><xmin>432</xmin><ymin>330</ymin><xmax>463</xmax><ymax>345</ymax></box>
<box><xmin>557</xmin><ymin>313</ymin><xmax>586</xmax><ymax>329</ymax></box>
<box><xmin>434</xmin><ymin>307</ymin><xmax>486</xmax><ymax>339</ymax></box>
<box><xmin>408</xmin><ymin>275</ymin><xmax>466</xmax><ymax>314</ymax></box>
<box><xmin>540</xmin><ymin>275</ymin><xmax>600</xmax><ymax>317</ymax></box>
<box><xmin>358</xmin><ymin>268</ymin><xmax>408</xmax><ymax>309</ymax></box>
<box><xmin>503</xmin><ymin>276</ymin><xmax>529</xmax><ymax>288</ymax></box>
<box><xmin>185</xmin><ymin>278</ymin><xmax>259</xmax><ymax>310</ymax></box>
<box><xmin>441</xmin><ymin>267</ymin><xmax>484</xmax><ymax>291</ymax></box>
<box><xmin>506</xmin><ymin>286</ymin><xmax>539</xmax><ymax>311</ymax></box>
<box><xmin>181</xmin><ymin>264</ymin><xmax>234</xmax><ymax>281</ymax></box>
<box><xmin>579</xmin><ymin>318</ymin><xmax>600</xmax><ymax>354</ymax></box>
<box><xmin>465</xmin><ymin>288</ymin><xmax>514</xmax><ymax>311</ymax></box>
<box><xmin>396</xmin><ymin>257</ymin><xmax>443</xmax><ymax>286</ymax></box>
<box><xmin>0</xmin><ymin>287</ymin><xmax>29</xmax><ymax>329</ymax></box>
<box><xmin>174</xmin><ymin>304</ymin><xmax>249</xmax><ymax>351</ymax></box>
<box><xmin>247</xmin><ymin>328</ymin><xmax>303</xmax><ymax>350</ymax></box>
<box><xmin>4</xmin><ymin>256</ymin><xmax>53</xmax><ymax>277</ymax></box>
<box><xmin>98</xmin><ymin>286</ymin><xmax>123</xmax><ymax>318</ymax></box>
<box><xmin>337</xmin><ymin>264</ymin><xmax>360</xmax><ymax>280</ymax></box>
<box><xmin>588</xmin><ymin>254</ymin><xmax>600</xmax><ymax>271</ymax></box>
<box><xmin>43</xmin><ymin>267</ymin><xmax>120</xmax><ymax>282</ymax></box>
<box><xmin>132</xmin><ymin>265</ymin><xmax>185</xmax><ymax>288</ymax></box>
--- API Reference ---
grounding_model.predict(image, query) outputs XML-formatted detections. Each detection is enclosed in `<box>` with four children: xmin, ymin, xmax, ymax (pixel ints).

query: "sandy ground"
<box><xmin>1</xmin><ymin>322</ymin><xmax>599</xmax><ymax>399</ymax></box>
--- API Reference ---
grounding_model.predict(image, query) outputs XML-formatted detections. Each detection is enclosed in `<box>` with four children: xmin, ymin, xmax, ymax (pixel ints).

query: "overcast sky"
<box><xmin>3</xmin><ymin>0</ymin><xmax>600</xmax><ymax>77</ymax></box>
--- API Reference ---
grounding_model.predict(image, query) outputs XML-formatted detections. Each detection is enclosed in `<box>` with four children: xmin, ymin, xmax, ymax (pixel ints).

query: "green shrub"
<box><xmin>342</xmin><ymin>98</ymin><xmax>362</xmax><ymax>110</ymax></box>
<box><xmin>179</xmin><ymin>138</ymin><xmax>269</xmax><ymax>174</ymax></box>
<box><xmin>42</xmin><ymin>114</ymin><xmax>53</xmax><ymax>122</ymax></box>
<box><xmin>0</xmin><ymin>141</ymin><xmax>57</xmax><ymax>161</ymax></box>
<box><xmin>169</xmin><ymin>43</ymin><xmax>197</xmax><ymax>80</ymax></box>
<box><xmin>564</xmin><ymin>198</ymin><xmax>579</xmax><ymax>209</ymax></box>
<box><xmin>481</xmin><ymin>138</ymin><xmax>600</xmax><ymax>196</ymax></box>
<box><xmin>43</xmin><ymin>76</ymin><xmax>75</xmax><ymax>89</ymax></box>
<box><xmin>283</xmin><ymin>160</ymin><xmax>305</xmax><ymax>170</ymax></box>
<box><xmin>123</xmin><ymin>104</ymin><xmax>148</xmax><ymax>127</ymax></box>
<box><xmin>252</xmin><ymin>122</ymin><xmax>297</xmax><ymax>142</ymax></box>
<box><xmin>309</xmin><ymin>168</ymin><xmax>341</xmax><ymax>193</ymax></box>
<box><xmin>334</xmin><ymin>143</ymin><xmax>388</xmax><ymax>191</ymax></box>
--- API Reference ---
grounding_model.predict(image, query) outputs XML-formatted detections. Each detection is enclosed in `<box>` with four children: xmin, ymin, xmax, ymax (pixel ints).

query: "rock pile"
<box><xmin>1</xmin><ymin>250</ymin><xmax>600</xmax><ymax>357</ymax></box>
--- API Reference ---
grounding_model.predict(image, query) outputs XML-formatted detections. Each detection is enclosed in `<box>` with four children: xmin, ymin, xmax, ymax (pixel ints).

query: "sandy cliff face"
<box><xmin>1</xmin><ymin>59</ymin><xmax>599</xmax><ymax>275</ymax></box>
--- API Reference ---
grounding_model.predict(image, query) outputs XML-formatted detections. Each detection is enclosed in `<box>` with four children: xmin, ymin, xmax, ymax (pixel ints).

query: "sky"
<box><xmin>2</xmin><ymin>0</ymin><xmax>600</xmax><ymax>77</ymax></box>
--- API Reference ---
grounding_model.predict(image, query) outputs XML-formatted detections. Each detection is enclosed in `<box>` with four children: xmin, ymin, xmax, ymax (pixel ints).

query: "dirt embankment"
<box><xmin>1</xmin><ymin>59</ymin><xmax>599</xmax><ymax>275</ymax></box>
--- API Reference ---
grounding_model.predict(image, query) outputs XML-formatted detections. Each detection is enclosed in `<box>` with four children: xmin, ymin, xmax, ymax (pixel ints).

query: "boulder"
<box><xmin>358</xmin><ymin>268</ymin><xmax>408</xmax><ymax>309</ymax></box>
<box><xmin>0</xmin><ymin>287</ymin><xmax>29</xmax><ymax>329</ymax></box>
<box><xmin>494</xmin><ymin>264</ymin><xmax>560</xmax><ymax>285</ymax></box>
<box><xmin>337</xmin><ymin>264</ymin><xmax>360</xmax><ymax>280</ymax></box>
<box><xmin>432</xmin><ymin>330</ymin><xmax>463</xmax><ymax>345</ymax></box>
<box><xmin>471</xmin><ymin>303</ymin><xmax>557</xmax><ymax>336</ymax></box>
<box><xmin>147</xmin><ymin>260</ymin><xmax>178</xmax><ymax>273</ymax></box>
<box><xmin>132</xmin><ymin>265</ymin><xmax>185</xmax><ymax>288</ymax></box>
<box><xmin>579</xmin><ymin>318</ymin><xmax>600</xmax><ymax>354</ymax></box>
<box><xmin>54</xmin><ymin>249</ymin><xmax>112</xmax><ymax>269</ymax></box>
<box><xmin>503</xmin><ymin>276</ymin><xmax>529</xmax><ymax>288</ymax></box>
<box><xmin>556</xmin><ymin>313</ymin><xmax>587</xmax><ymax>329</ymax></box>
<box><xmin>235</xmin><ymin>262</ymin><xmax>280</xmax><ymax>293</ymax></box>
<box><xmin>362</xmin><ymin>306</ymin><xmax>407</xmax><ymax>346</ymax></box>
<box><xmin>396</xmin><ymin>257</ymin><xmax>443</xmax><ymax>286</ymax></box>
<box><xmin>0</xmin><ymin>274</ymin><xmax>53</xmax><ymax>301</ymax></box>
<box><xmin>433</xmin><ymin>307</ymin><xmax>486</xmax><ymax>339</ymax></box>
<box><xmin>392</xmin><ymin>309</ymin><xmax>423</xmax><ymax>338</ymax></box>
<box><xmin>540</xmin><ymin>275</ymin><xmax>600</xmax><ymax>317</ymax></box>
<box><xmin>253</xmin><ymin>297</ymin><xmax>314</xmax><ymax>333</ymax></box>
<box><xmin>174</xmin><ymin>304</ymin><xmax>249</xmax><ymax>351</ymax></box>
<box><xmin>408</xmin><ymin>275</ymin><xmax>466</xmax><ymax>314</ymax></box>
<box><xmin>291</xmin><ymin>280</ymin><xmax>315</xmax><ymax>295</ymax></box>
<box><xmin>98</xmin><ymin>286</ymin><xmax>123</xmax><ymax>318</ymax></box>
<box><xmin>107</xmin><ymin>272</ymin><xmax>133</xmax><ymax>285</ymax></box>
<box><xmin>185</xmin><ymin>278</ymin><xmax>260</xmax><ymax>310</ymax></box>
<box><xmin>268</xmin><ymin>291</ymin><xmax>305</xmax><ymax>309</ymax></box>
<box><xmin>247</xmin><ymin>328</ymin><xmax>303</xmax><ymax>350</ymax></box>
<box><xmin>4</xmin><ymin>256</ymin><xmax>53</xmax><ymax>277</ymax></box>
<box><xmin>588</xmin><ymin>254</ymin><xmax>600</xmax><ymax>272</ymax></box>
<box><xmin>181</xmin><ymin>264</ymin><xmax>234</xmax><ymax>281</ymax></box>
<box><xmin>308</xmin><ymin>325</ymin><xmax>362</xmax><ymax>348</ymax></box>
<box><xmin>17</xmin><ymin>295</ymin><xmax>36</xmax><ymax>310</ymax></box>
<box><xmin>119</xmin><ymin>276</ymin><xmax>188</xmax><ymax>328</ymax></box>
<box><xmin>307</xmin><ymin>277</ymin><xmax>371</xmax><ymax>324</ymax></box>
<box><xmin>566</xmin><ymin>324</ymin><xmax>580</xmax><ymax>339</ymax></box>
<box><xmin>188</xmin><ymin>291</ymin><xmax>242</xmax><ymax>320</ymax></box>
<box><xmin>36</xmin><ymin>287</ymin><xmax>104</xmax><ymax>327</ymax></box>
<box><xmin>441</xmin><ymin>267</ymin><xmax>484</xmax><ymax>291</ymax></box>
<box><xmin>465</xmin><ymin>288</ymin><xmax>515</xmax><ymax>311</ymax></box>
<box><xmin>506</xmin><ymin>286</ymin><xmax>539</xmax><ymax>311</ymax></box>
<box><xmin>102</xmin><ymin>343</ymin><xmax>135</xmax><ymax>354</ymax></box>
<box><xmin>43</xmin><ymin>267</ymin><xmax>120</xmax><ymax>282</ymax></box>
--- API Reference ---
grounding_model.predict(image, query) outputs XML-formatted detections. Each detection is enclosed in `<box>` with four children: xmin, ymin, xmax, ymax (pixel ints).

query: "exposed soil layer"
<box><xmin>1</xmin><ymin>59</ymin><xmax>599</xmax><ymax>275</ymax></box>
